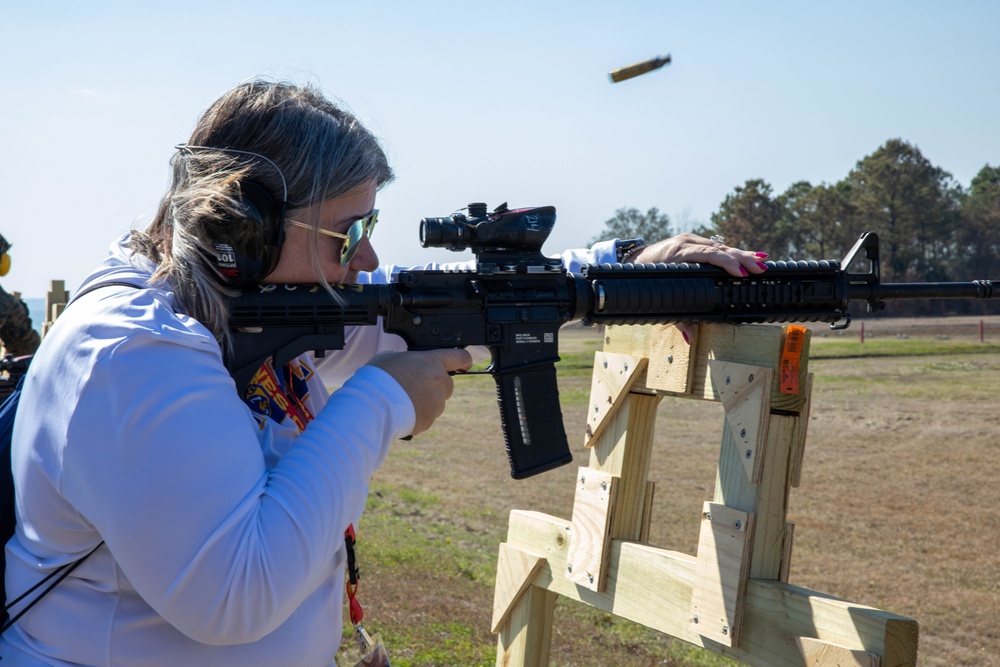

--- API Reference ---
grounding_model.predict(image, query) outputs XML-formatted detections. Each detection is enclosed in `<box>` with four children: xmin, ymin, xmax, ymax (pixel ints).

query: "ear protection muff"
<box><xmin>205</xmin><ymin>179</ymin><xmax>286</xmax><ymax>286</ymax></box>
<box><xmin>175</xmin><ymin>144</ymin><xmax>290</xmax><ymax>287</ymax></box>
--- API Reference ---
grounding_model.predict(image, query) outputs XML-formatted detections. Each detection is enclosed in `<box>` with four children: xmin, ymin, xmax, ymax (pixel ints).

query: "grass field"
<box><xmin>336</xmin><ymin>316</ymin><xmax>1000</xmax><ymax>667</ymax></box>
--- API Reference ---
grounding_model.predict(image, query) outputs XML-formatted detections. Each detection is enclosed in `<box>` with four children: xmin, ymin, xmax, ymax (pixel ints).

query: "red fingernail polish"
<box><xmin>755</xmin><ymin>252</ymin><xmax>768</xmax><ymax>258</ymax></box>
<box><xmin>757</xmin><ymin>261</ymin><xmax>768</xmax><ymax>270</ymax></box>
<box><xmin>682</xmin><ymin>330</ymin><xmax>691</xmax><ymax>345</ymax></box>
<box><xmin>739</xmin><ymin>266</ymin><xmax>749</xmax><ymax>276</ymax></box>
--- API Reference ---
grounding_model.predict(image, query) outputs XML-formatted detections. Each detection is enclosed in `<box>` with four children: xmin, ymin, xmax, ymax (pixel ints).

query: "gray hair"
<box><xmin>132</xmin><ymin>80</ymin><xmax>394</xmax><ymax>347</ymax></box>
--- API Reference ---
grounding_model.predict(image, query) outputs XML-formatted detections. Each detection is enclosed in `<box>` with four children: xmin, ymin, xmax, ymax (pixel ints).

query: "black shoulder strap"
<box><xmin>2</xmin><ymin>542</ymin><xmax>104</xmax><ymax>633</ymax></box>
<box><xmin>69</xmin><ymin>280</ymin><xmax>144</xmax><ymax>305</ymax></box>
<box><xmin>2</xmin><ymin>280</ymin><xmax>142</xmax><ymax>633</ymax></box>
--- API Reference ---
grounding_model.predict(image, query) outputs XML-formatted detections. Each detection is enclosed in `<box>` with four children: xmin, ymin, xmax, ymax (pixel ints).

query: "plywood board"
<box><xmin>795</xmin><ymin>636</ymin><xmax>881</xmax><ymax>667</ymax></box>
<box><xmin>689</xmin><ymin>502</ymin><xmax>755</xmax><ymax>647</ymax></box>
<box><xmin>566</xmin><ymin>468</ymin><xmax>618</xmax><ymax>592</ymax></box>
<box><xmin>709</xmin><ymin>361</ymin><xmax>773</xmax><ymax>484</ymax></box>
<box><xmin>584</xmin><ymin>352</ymin><xmax>647</xmax><ymax>447</ymax></box>
<box><xmin>492</xmin><ymin>543</ymin><xmax>546</xmax><ymax>633</ymax></box>
<box><xmin>601</xmin><ymin>323</ymin><xmax>693</xmax><ymax>394</ymax></box>
<box><xmin>790</xmin><ymin>373</ymin><xmax>814</xmax><ymax>488</ymax></box>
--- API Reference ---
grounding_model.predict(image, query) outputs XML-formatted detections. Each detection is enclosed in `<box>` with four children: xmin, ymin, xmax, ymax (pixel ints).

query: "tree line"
<box><xmin>596</xmin><ymin>139</ymin><xmax>999</xmax><ymax>316</ymax></box>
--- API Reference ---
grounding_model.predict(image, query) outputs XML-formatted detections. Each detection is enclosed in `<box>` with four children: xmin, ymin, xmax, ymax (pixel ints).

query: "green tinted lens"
<box><xmin>339</xmin><ymin>210</ymin><xmax>378</xmax><ymax>265</ymax></box>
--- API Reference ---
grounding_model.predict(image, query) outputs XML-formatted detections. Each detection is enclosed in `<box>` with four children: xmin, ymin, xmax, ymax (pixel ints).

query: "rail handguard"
<box><xmin>227</xmin><ymin>203</ymin><xmax>997</xmax><ymax>479</ymax></box>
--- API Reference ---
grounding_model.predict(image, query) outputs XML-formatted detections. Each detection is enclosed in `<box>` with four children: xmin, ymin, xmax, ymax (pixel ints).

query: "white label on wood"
<box><xmin>708</xmin><ymin>360</ymin><xmax>773</xmax><ymax>484</ymax></box>
<box><xmin>689</xmin><ymin>502</ymin><xmax>755</xmax><ymax>647</ymax></box>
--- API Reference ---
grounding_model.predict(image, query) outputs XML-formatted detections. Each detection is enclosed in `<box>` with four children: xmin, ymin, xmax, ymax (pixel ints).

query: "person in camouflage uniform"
<box><xmin>0</xmin><ymin>234</ymin><xmax>40</xmax><ymax>357</ymax></box>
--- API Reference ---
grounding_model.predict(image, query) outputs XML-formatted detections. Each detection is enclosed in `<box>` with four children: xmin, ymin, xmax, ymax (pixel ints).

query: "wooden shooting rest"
<box><xmin>491</xmin><ymin>322</ymin><xmax>918</xmax><ymax>667</ymax></box>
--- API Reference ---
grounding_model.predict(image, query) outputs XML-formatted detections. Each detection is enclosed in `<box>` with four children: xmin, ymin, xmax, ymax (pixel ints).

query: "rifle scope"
<box><xmin>419</xmin><ymin>203</ymin><xmax>556</xmax><ymax>256</ymax></box>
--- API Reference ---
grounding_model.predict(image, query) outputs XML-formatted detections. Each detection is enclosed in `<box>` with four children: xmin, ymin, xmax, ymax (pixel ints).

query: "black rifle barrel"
<box><xmin>853</xmin><ymin>280</ymin><xmax>996</xmax><ymax>301</ymax></box>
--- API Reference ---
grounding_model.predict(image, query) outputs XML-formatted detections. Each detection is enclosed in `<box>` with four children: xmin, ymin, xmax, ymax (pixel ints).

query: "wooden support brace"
<box><xmin>779</xmin><ymin>521</ymin><xmax>795</xmax><ymax>584</ymax></box>
<box><xmin>790</xmin><ymin>373</ymin><xmax>814</xmax><ymax>488</ymax></box>
<box><xmin>495</xmin><ymin>581</ymin><xmax>556</xmax><ymax>667</ymax></box>
<box><xmin>600</xmin><ymin>324</ymin><xmax>693</xmax><ymax>394</ymax></box>
<box><xmin>689</xmin><ymin>502</ymin><xmax>755</xmax><ymax>647</ymax></box>
<box><xmin>584</xmin><ymin>352</ymin><xmax>647</xmax><ymax>447</ymax></box>
<box><xmin>492</xmin><ymin>543</ymin><xmax>546</xmax><ymax>634</ymax></box>
<box><xmin>44</xmin><ymin>279</ymin><xmax>69</xmax><ymax>335</ymax></box>
<box><xmin>714</xmin><ymin>412</ymin><xmax>798</xmax><ymax>582</ymax></box>
<box><xmin>586</xmin><ymin>391</ymin><xmax>661</xmax><ymax>544</ymax></box>
<box><xmin>639</xmin><ymin>480</ymin><xmax>654</xmax><ymax>544</ymax></box>
<box><xmin>502</xmin><ymin>510</ymin><xmax>919</xmax><ymax>666</ymax></box>
<box><xmin>708</xmin><ymin>360</ymin><xmax>773</xmax><ymax>485</ymax></box>
<box><xmin>566</xmin><ymin>468</ymin><xmax>619</xmax><ymax>592</ymax></box>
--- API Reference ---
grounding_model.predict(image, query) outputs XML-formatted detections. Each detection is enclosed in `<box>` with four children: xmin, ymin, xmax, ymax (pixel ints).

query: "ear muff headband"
<box><xmin>174</xmin><ymin>144</ymin><xmax>289</xmax><ymax>286</ymax></box>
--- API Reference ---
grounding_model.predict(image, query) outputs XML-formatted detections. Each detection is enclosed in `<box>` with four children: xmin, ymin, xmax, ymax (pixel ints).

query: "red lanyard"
<box><xmin>248</xmin><ymin>360</ymin><xmax>374</xmax><ymax>652</ymax></box>
<box><xmin>344</xmin><ymin>523</ymin><xmax>364</xmax><ymax>626</ymax></box>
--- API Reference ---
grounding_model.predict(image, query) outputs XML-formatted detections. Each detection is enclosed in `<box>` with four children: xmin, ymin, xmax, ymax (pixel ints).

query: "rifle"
<box><xmin>226</xmin><ymin>203</ymin><xmax>997</xmax><ymax>479</ymax></box>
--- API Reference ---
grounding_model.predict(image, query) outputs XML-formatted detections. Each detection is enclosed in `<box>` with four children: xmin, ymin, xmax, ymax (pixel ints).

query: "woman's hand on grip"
<box><xmin>366</xmin><ymin>348</ymin><xmax>473</xmax><ymax>436</ymax></box>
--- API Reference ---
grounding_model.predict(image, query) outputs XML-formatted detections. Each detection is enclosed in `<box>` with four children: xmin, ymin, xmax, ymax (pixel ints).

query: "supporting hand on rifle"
<box><xmin>366</xmin><ymin>348</ymin><xmax>473</xmax><ymax>436</ymax></box>
<box><xmin>627</xmin><ymin>233</ymin><xmax>769</xmax><ymax>278</ymax></box>
<box><xmin>626</xmin><ymin>233</ymin><xmax>771</xmax><ymax>342</ymax></box>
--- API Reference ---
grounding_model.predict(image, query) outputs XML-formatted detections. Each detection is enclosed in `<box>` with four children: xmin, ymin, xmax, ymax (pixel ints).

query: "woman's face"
<box><xmin>262</xmin><ymin>180</ymin><xmax>379</xmax><ymax>285</ymax></box>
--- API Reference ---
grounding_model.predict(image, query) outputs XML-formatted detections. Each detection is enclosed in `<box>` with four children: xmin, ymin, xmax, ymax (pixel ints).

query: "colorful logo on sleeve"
<box><xmin>243</xmin><ymin>359</ymin><xmax>316</xmax><ymax>432</ymax></box>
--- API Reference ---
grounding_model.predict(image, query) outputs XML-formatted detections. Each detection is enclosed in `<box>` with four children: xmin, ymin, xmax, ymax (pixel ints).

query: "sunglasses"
<box><xmin>286</xmin><ymin>209</ymin><xmax>379</xmax><ymax>266</ymax></box>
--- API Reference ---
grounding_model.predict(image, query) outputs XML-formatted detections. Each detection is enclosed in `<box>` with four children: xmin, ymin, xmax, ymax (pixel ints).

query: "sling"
<box><xmin>0</xmin><ymin>281</ymin><xmax>142</xmax><ymax>633</ymax></box>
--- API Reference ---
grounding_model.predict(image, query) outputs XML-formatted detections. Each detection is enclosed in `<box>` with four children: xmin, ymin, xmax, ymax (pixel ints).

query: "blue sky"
<box><xmin>3</xmin><ymin>0</ymin><xmax>998</xmax><ymax>298</ymax></box>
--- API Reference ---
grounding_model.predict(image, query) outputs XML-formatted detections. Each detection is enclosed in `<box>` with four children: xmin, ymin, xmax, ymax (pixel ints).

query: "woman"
<box><xmin>2</xmin><ymin>80</ymin><xmax>766</xmax><ymax>666</ymax></box>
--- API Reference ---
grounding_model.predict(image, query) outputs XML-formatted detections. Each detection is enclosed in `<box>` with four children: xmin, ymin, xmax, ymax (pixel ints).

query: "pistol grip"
<box><xmin>494</xmin><ymin>365</ymin><xmax>572</xmax><ymax>479</ymax></box>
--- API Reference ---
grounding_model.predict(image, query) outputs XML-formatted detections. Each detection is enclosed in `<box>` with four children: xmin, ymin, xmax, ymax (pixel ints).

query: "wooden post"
<box><xmin>492</xmin><ymin>323</ymin><xmax>918</xmax><ymax>667</ymax></box>
<box><xmin>43</xmin><ymin>280</ymin><xmax>69</xmax><ymax>336</ymax></box>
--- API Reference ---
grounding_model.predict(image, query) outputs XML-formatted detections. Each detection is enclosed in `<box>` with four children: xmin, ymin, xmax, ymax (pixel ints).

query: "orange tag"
<box><xmin>780</xmin><ymin>325</ymin><xmax>807</xmax><ymax>395</ymax></box>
